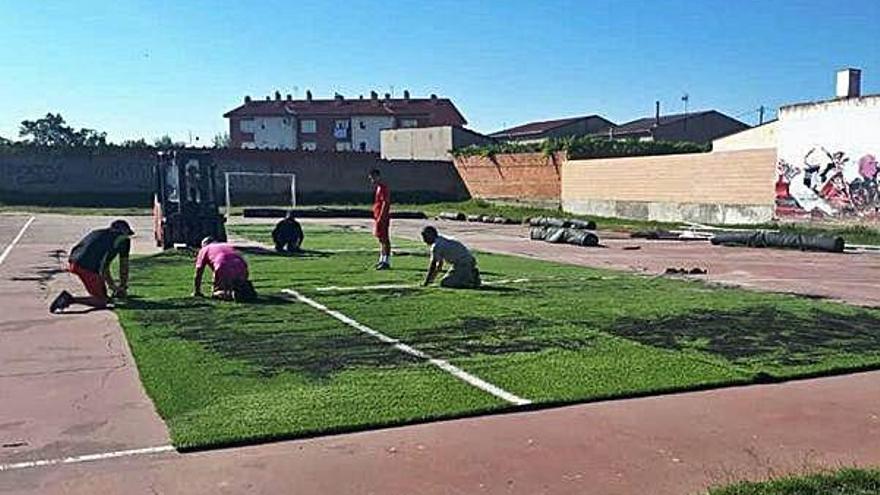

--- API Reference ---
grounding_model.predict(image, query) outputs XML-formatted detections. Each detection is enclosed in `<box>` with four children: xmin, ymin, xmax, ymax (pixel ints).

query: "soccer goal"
<box><xmin>223</xmin><ymin>172</ymin><xmax>297</xmax><ymax>219</ymax></box>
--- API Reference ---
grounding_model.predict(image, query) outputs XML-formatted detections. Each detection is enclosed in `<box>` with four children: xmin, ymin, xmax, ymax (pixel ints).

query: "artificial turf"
<box><xmin>115</xmin><ymin>224</ymin><xmax>880</xmax><ymax>449</ymax></box>
<box><xmin>708</xmin><ymin>468</ymin><xmax>880</xmax><ymax>495</ymax></box>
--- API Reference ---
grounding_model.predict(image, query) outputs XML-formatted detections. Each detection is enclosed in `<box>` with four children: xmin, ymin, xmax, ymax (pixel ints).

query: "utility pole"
<box><xmin>681</xmin><ymin>93</ymin><xmax>689</xmax><ymax>132</ymax></box>
<box><xmin>758</xmin><ymin>105</ymin><xmax>765</xmax><ymax>125</ymax></box>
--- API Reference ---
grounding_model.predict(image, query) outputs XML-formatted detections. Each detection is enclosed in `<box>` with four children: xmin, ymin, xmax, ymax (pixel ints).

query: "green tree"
<box><xmin>18</xmin><ymin>113</ymin><xmax>107</xmax><ymax>147</ymax></box>
<box><xmin>121</xmin><ymin>138</ymin><xmax>150</xmax><ymax>148</ymax></box>
<box><xmin>154</xmin><ymin>135</ymin><xmax>184</xmax><ymax>148</ymax></box>
<box><xmin>0</xmin><ymin>135</ymin><xmax>12</xmax><ymax>146</ymax></box>
<box><xmin>212</xmin><ymin>132</ymin><xmax>230</xmax><ymax>149</ymax></box>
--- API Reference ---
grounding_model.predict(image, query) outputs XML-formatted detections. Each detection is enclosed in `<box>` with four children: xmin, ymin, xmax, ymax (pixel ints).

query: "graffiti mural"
<box><xmin>776</xmin><ymin>147</ymin><xmax>879</xmax><ymax>219</ymax></box>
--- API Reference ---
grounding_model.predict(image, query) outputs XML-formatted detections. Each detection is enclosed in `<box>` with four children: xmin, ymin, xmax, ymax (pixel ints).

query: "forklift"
<box><xmin>153</xmin><ymin>150</ymin><xmax>227</xmax><ymax>249</ymax></box>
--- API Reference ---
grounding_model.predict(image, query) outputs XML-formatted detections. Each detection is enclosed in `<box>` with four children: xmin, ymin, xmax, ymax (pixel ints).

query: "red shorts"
<box><xmin>373</xmin><ymin>217</ymin><xmax>390</xmax><ymax>240</ymax></box>
<box><xmin>69</xmin><ymin>262</ymin><xmax>108</xmax><ymax>301</ymax></box>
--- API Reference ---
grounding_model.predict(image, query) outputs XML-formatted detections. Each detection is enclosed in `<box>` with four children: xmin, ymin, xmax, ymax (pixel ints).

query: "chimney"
<box><xmin>359</xmin><ymin>94</ymin><xmax>364</xmax><ymax>100</ymax></box>
<box><xmin>274</xmin><ymin>91</ymin><xmax>281</xmax><ymax>101</ymax></box>
<box><xmin>384</xmin><ymin>92</ymin><xmax>391</xmax><ymax>100</ymax></box>
<box><xmin>286</xmin><ymin>94</ymin><xmax>292</xmax><ymax>101</ymax></box>
<box><xmin>836</xmin><ymin>68</ymin><xmax>862</xmax><ymax>98</ymax></box>
<box><xmin>654</xmin><ymin>101</ymin><xmax>660</xmax><ymax>126</ymax></box>
<box><xmin>334</xmin><ymin>92</ymin><xmax>344</xmax><ymax>105</ymax></box>
<box><xmin>403</xmin><ymin>89</ymin><xmax>410</xmax><ymax>101</ymax></box>
<box><xmin>265</xmin><ymin>95</ymin><xmax>271</xmax><ymax>101</ymax></box>
<box><xmin>306</xmin><ymin>90</ymin><xmax>313</xmax><ymax>101</ymax></box>
<box><xmin>430</xmin><ymin>93</ymin><xmax>438</xmax><ymax>104</ymax></box>
<box><xmin>244</xmin><ymin>95</ymin><xmax>251</xmax><ymax>103</ymax></box>
<box><xmin>370</xmin><ymin>90</ymin><xmax>378</xmax><ymax>100</ymax></box>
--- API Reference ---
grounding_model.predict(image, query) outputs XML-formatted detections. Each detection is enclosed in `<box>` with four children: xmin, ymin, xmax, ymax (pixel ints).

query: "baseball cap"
<box><xmin>110</xmin><ymin>219</ymin><xmax>135</xmax><ymax>236</ymax></box>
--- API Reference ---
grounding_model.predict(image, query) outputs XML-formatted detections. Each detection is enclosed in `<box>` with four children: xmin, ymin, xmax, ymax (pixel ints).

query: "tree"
<box><xmin>18</xmin><ymin>113</ymin><xmax>107</xmax><ymax>147</ymax></box>
<box><xmin>19</xmin><ymin>113</ymin><xmax>77</xmax><ymax>146</ymax></box>
<box><xmin>212</xmin><ymin>132</ymin><xmax>230</xmax><ymax>149</ymax></box>
<box><xmin>154</xmin><ymin>135</ymin><xmax>184</xmax><ymax>148</ymax></box>
<box><xmin>121</xmin><ymin>138</ymin><xmax>150</xmax><ymax>148</ymax></box>
<box><xmin>0</xmin><ymin>135</ymin><xmax>12</xmax><ymax>146</ymax></box>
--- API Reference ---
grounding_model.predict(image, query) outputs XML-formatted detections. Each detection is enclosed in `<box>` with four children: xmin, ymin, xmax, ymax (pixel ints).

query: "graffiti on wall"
<box><xmin>776</xmin><ymin>147</ymin><xmax>879</xmax><ymax>219</ymax></box>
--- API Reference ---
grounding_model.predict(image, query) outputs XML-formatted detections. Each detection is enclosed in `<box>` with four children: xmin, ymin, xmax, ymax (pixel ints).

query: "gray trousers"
<box><xmin>440</xmin><ymin>260</ymin><xmax>481</xmax><ymax>289</ymax></box>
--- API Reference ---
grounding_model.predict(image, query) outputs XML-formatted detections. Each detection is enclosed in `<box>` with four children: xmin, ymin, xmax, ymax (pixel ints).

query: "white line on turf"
<box><xmin>314</xmin><ymin>278</ymin><xmax>532</xmax><ymax>292</ymax></box>
<box><xmin>0</xmin><ymin>216</ymin><xmax>36</xmax><ymax>268</ymax></box>
<box><xmin>0</xmin><ymin>445</ymin><xmax>175</xmax><ymax>472</ymax></box>
<box><xmin>282</xmin><ymin>288</ymin><xmax>532</xmax><ymax>406</ymax></box>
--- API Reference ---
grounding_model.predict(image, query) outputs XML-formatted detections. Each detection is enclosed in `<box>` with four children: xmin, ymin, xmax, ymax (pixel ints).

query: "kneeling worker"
<box><xmin>50</xmin><ymin>219</ymin><xmax>134</xmax><ymax>313</ymax></box>
<box><xmin>421</xmin><ymin>226</ymin><xmax>481</xmax><ymax>289</ymax></box>
<box><xmin>193</xmin><ymin>237</ymin><xmax>256</xmax><ymax>301</ymax></box>
<box><xmin>272</xmin><ymin>211</ymin><xmax>304</xmax><ymax>253</ymax></box>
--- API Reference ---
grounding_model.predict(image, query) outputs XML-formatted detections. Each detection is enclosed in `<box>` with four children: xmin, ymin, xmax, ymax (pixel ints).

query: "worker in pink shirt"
<box><xmin>192</xmin><ymin>237</ymin><xmax>256</xmax><ymax>301</ymax></box>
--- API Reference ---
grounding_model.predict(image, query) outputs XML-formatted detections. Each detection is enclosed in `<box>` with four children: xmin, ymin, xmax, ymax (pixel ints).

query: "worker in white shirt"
<box><xmin>420</xmin><ymin>226</ymin><xmax>481</xmax><ymax>289</ymax></box>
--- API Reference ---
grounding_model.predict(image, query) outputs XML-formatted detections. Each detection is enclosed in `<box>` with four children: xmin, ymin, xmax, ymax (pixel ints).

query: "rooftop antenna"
<box><xmin>389</xmin><ymin>85</ymin><xmax>395</xmax><ymax>97</ymax></box>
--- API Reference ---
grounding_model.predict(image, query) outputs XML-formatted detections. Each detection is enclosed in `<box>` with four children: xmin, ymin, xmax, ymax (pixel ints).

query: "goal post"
<box><xmin>224</xmin><ymin>172</ymin><xmax>297</xmax><ymax>219</ymax></box>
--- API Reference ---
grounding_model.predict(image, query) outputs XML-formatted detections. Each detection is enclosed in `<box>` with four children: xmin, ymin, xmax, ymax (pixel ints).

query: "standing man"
<box><xmin>50</xmin><ymin>219</ymin><xmax>134</xmax><ymax>313</ymax></box>
<box><xmin>193</xmin><ymin>237</ymin><xmax>256</xmax><ymax>301</ymax></box>
<box><xmin>369</xmin><ymin>168</ymin><xmax>392</xmax><ymax>270</ymax></box>
<box><xmin>420</xmin><ymin>226</ymin><xmax>481</xmax><ymax>289</ymax></box>
<box><xmin>272</xmin><ymin>211</ymin><xmax>304</xmax><ymax>253</ymax></box>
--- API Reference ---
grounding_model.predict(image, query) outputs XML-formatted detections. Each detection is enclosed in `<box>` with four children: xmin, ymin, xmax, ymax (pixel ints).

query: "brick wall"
<box><xmin>452</xmin><ymin>152</ymin><xmax>564</xmax><ymax>205</ymax></box>
<box><xmin>0</xmin><ymin>148</ymin><xmax>469</xmax><ymax>206</ymax></box>
<box><xmin>561</xmin><ymin>149</ymin><xmax>777</xmax><ymax>224</ymax></box>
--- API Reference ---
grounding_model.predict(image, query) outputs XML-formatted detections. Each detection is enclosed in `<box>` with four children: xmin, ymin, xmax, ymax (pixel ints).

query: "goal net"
<box><xmin>224</xmin><ymin>172</ymin><xmax>297</xmax><ymax>218</ymax></box>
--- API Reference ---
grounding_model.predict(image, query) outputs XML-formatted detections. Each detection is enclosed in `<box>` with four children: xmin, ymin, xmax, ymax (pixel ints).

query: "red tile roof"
<box><xmin>224</xmin><ymin>97</ymin><xmax>466</xmax><ymax>126</ymax></box>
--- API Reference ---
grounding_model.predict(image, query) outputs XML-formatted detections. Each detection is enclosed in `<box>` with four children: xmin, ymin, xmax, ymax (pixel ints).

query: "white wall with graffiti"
<box><xmin>776</xmin><ymin>96</ymin><xmax>880</xmax><ymax>220</ymax></box>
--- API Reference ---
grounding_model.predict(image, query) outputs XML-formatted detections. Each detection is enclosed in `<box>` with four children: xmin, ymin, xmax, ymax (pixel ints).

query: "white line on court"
<box><xmin>0</xmin><ymin>445</ymin><xmax>175</xmax><ymax>472</ymax></box>
<box><xmin>282</xmin><ymin>288</ymin><xmax>532</xmax><ymax>406</ymax></box>
<box><xmin>0</xmin><ymin>216</ymin><xmax>36</xmax><ymax>268</ymax></box>
<box><xmin>314</xmin><ymin>278</ymin><xmax>532</xmax><ymax>292</ymax></box>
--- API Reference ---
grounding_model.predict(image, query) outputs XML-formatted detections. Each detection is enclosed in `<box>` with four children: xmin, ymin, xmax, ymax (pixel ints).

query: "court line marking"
<box><xmin>282</xmin><ymin>288</ymin><xmax>532</xmax><ymax>406</ymax></box>
<box><xmin>314</xmin><ymin>278</ymin><xmax>532</xmax><ymax>292</ymax></box>
<box><xmin>0</xmin><ymin>216</ymin><xmax>36</xmax><ymax>268</ymax></box>
<box><xmin>0</xmin><ymin>445</ymin><xmax>175</xmax><ymax>472</ymax></box>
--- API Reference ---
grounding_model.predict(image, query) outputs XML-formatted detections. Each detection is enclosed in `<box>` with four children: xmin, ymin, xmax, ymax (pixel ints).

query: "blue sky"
<box><xmin>1</xmin><ymin>0</ymin><xmax>878</xmax><ymax>143</ymax></box>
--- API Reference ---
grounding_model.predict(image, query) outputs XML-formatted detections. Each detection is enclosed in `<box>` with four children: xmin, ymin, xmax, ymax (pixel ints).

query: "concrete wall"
<box><xmin>381</xmin><ymin>126</ymin><xmax>494</xmax><ymax>161</ymax></box>
<box><xmin>0</xmin><ymin>148</ymin><xmax>469</xmax><ymax>206</ymax></box>
<box><xmin>351</xmin><ymin>116</ymin><xmax>394</xmax><ymax>152</ymax></box>
<box><xmin>452</xmin><ymin>152</ymin><xmax>564</xmax><ymax>206</ymax></box>
<box><xmin>775</xmin><ymin>95</ymin><xmax>880</xmax><ymax>221</ymax></box>
<box><xmin>712</xmin><ymin>120</ymin><xmax>777</xmax><ymax>152</ymax></box>
<box><xmin>562</xmin><ymin>149</ymin><xmax>777</xmax><ymax>224</ymax></box>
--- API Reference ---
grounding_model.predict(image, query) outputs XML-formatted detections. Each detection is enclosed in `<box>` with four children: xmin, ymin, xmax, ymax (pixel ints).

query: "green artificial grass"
<box><xmin>115</xmin><ymin>224</ymin><xmax>880</xmax><ymax>448</ymax></box>
<box><xmin>708</xmin><ymin>468</ymin><xmax>880</xmax><ymax>495</ymax></box>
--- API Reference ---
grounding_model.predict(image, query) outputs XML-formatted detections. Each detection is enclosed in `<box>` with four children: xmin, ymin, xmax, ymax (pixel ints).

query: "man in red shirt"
<box><xmin>369</xmin><ymin>169</ymin><xmax>392</xmax><ymax>270</ymax></box>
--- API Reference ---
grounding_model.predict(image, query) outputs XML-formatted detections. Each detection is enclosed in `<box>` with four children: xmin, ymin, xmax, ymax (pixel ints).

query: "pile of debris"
<box><xmin>436</xmin><ymin>211</ymin><xmax>517</xmax><ymax>224</ymax></box>
<box><xmin>529</xmin><ymin>217</ymin><xmax>599</xmax><ymax>247</ymax></box>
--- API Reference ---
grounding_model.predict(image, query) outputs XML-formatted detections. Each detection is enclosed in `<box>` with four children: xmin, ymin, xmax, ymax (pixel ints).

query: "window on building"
<box><xmin>358</xmin><ymin>121</ymin><xmax>366</xmax><ymax>130</ymax></box>
<box><xmin>302</xmin><ymin>141</ymin><xmax>317</xmax><ymax>151</ymax></box>
<box><xmin>240</xmin><ymin>119</ymin><xmax>255</xmax><ymax>133</ymax></box>
<box><xmin>359</xmin><ymin>141</ymin><xmax>367</xmax><ymax>152</ymax></box>
<box><xmin>301</xmin><ymin>119</ymin><xmax>317</xmax><ymax>133</ymax></box>
<box><xmin>334</xmin><ymin>119</ymin><xmax>349</xmax><ymax>139</ymax></box>
<box><xmin>400</xmin><ymin>118</ymin><xmax>418</xmax><ymax>128</ymax></box>
<box><xmin>336</xmin><ymin>142</ymin><xmax>352</xmax><ymax>152</ymax></box>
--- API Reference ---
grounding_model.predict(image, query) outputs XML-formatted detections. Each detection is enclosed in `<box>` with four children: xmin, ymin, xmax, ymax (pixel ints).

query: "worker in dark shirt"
<box><xmin>50</xmin><ymin>219</ymin><xmax>134</xmax><ymax>313</ymax></box>
<box><xmin>272</xmin><ymin>211</ymin><xmax>304</xmax><ymax>253</ymax></box>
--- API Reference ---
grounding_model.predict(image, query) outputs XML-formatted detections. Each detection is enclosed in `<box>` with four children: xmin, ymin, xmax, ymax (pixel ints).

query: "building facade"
<box><xmin>224</xmin><ymin>91</ymin><xmax>467</xmax><ymax>152</ymax></box>
<box><xmin>380</xmin><ymin>126</ymin><xmax>494</xmax><ymax>161</ymax></box>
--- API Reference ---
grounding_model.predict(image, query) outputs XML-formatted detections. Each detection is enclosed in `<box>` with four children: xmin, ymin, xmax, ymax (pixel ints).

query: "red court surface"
<box><xmin>1</xmin><ymin>213</ymin><xmax>878</xmax><ymax>494</ymax></box>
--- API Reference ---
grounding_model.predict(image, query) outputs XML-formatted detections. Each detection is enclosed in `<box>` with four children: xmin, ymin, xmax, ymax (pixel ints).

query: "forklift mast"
<box><xmin>153</xmin><ymin>150</ymin><xmax>227</xmax><ymax>249</ymax></box>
